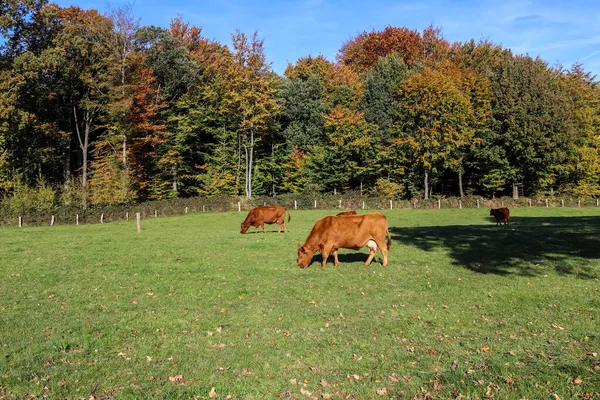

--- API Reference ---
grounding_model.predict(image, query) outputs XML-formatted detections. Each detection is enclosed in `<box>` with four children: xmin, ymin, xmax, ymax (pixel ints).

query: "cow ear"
<box><xmin>298</xmin><ymin>245</ymin><xmax>305</xmax><ymax>253</ymax></box>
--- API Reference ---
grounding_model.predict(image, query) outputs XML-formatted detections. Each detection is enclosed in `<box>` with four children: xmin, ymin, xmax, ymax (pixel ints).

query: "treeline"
<box><xmin>1</xmin><ymin>0</ymin><xmax>599</xmax><ymax>210</ymax></box>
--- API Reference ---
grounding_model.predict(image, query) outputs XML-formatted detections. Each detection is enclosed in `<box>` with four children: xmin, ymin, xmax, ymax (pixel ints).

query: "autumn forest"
<box><xmin>1</xmin><ymin>0</ymin><xmax>599</xmax><ymax>208</ymax></box>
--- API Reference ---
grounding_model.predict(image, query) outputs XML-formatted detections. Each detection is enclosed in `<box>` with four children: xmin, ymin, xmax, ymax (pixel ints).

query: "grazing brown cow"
<box><xmin>297</xmin><ymin>212</ymin><xmax>391</xmax><ymax>268</ymax></box>
<box><xmin>490</xmin><ymin>207</ymin><xmax>510</xmax><ymax>225</ymax></box>
<box><xmin>240</xmin><ymin>206</ymin><xmax>291</xmax><ymax>234</ymax></box>
<box><xmin>336</xmin><ymin>210</ymin><xmax>358</xmax><ymax>216</ymax></box>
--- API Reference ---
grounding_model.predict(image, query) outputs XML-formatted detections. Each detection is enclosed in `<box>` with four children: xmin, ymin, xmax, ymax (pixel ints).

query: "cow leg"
<box><xmin>255</xmin><ymin>226</ymin><xmax>259</xmax><ymax>233</ymax></box>
<box><xmin>374</xmin><ymin>239</ymin><xmax>388</xmax><ymax>267</ymax></box>
<box><xmin>320</xmin><ymin>245</ymin><xmax>334</xmax><ymax>269</ymax></box>
<box><xmin>365</xmin><ymin>250</ymin><xmax>376</xmax><ymax>266</ymax></box>
<box><xmin>261</xmin><ymin>223</ymin><xmax>266</xmax><ymax>233</ymax></box>
<box><xmin>332</xmin><ymin>249</ymin><xmax>340</xmax><ymax>267</ymax></box>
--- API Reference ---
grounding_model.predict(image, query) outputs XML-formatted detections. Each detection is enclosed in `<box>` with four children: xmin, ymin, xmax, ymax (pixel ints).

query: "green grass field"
<box><xmin>1</xmin><ymin>207</ymin><xmax>599</xmax><ymax>399</ymax></box>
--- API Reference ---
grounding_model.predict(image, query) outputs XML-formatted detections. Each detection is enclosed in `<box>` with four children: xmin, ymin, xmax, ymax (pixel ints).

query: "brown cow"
<box><xmin>240</xmin><ymin>206</ymin><xmax>291</xmax><ymax>234</ymax></box>
<box><xmin>297</xmin><ymin>212</ymin><xmax>391</xmax><ymax>268</ymax></box>
<box><xmin>490</xmin><ymin>207</ymin><xmax>510</xmax><ymax>225</ymax></box>
<box><xmin>336</xmin><ymin>210</ymin><xmax>358</xmax><ymax>216</ymax></box>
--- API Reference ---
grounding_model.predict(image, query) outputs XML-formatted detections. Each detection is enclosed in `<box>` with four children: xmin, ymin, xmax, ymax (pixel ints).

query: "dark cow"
<box><xmin>490</xmin><ymin>207</ymin><xmax>510</xmax><ymax>225</ymax></box>
<box><xmin>297</xmin><ymin>212</ymin><xmax>391</xmax><ymax>268</ymax></box>
<box><xmin>240</xmin><ymin>206</ymin><xmax>291</xmax><ymax>234</ymax></box>
<box><xmin>336</xmin><ymin>210</ymin><xmax>358</xmax><ymax>216</ymax></box>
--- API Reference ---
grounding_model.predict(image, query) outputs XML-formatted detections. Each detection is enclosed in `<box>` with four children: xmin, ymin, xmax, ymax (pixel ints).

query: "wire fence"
<box><xmin>1</xmin><ymin>194</ymin><xmax>599</xmax><ymax>228</ymax></box>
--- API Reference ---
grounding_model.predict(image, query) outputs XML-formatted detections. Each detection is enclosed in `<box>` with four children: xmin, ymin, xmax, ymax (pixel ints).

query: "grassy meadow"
<box><xmin>0</xmin><ymin>207</ymin><xmax>599</xmax><ymax>399</ymax></box>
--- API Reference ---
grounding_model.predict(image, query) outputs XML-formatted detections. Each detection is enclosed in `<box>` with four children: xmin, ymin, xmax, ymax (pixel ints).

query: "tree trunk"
<box><xmin>424</xmin><ymin>169</ymin><xmax>429</xmax><ymax>200</ymax></box>
<box><xmin>458</xmin><ymin>170</ymin><xmax>464</xmax><ymax>198</ymax></box>
<box><xmin>246</xmin><ymin>130</ymin><xmax>254</xmax><ymax>198</ymax></box>
<box><xmin>172</xmin><ymin>163</ymin><xmax>178</xmax><ymax>195</ymax></box>
<box><xmin>235</xmin><ymin>130</ymin><xmax>241</xmax><ymax>195</ymax></box>
<box><xmin>122</xmin><ymin>133</ymin><xmax>127</xmax><ymax>167</ymax></box>
<box><xmin>63</xmin><ymin>140</ymin><xmax>71</xmax><ymax>188</ymax></box>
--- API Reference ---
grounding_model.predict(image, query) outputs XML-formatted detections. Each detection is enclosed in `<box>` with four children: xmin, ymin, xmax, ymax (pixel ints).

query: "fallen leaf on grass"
<box><xmin>573</xmin><ymin>378</ymin><xmax>583</xmax><ymax>385</ymax></box>
<box><xmin>320</xmin><ymin>379</ymin><xmax>329</xmax><ymax>387</ymax></box>
<box><xmin>388</xmin><ymin>373</ymin><xmax>400</xmax><ymax>383</ymax></box>
<box><xmin>208</xmin><ymin>387</ymin><xmax>217</xmax><ymax>398</ymax></box>
<box><xmin>481</xmin><ymin>346</ymin><xmax>490</xmax><ymax>353</ymax></box>
<box><xmin>551</xmin><ymin>323</ymin><xmax>565</xmax><ymax>330</ymax></box>
<box><xmin>279</xmin><ymin>390</ymin><xmax>291</xmax><ymax>398</ymax></box>
<box><xmin>376</xmin><ymin>388</ymin><xmax>388</xmax><ymax>395</ymax></box>
<box><xmin>451</xmin><ymin>360</ymin><xmax>458</xmax><ymax>370</ymax></box>
<box><xmin>168</xmin><ymin>375</ymin><xmax>184</xmax><ymax>383</ymax></box>
<box><xmin>300</xmin><ymin>388</ymin><xmax>312</xmax><ymax>397</ymax></box>
<box><xmin>238</xmin><ymin>369</ymin><xmax>253</xmax><ymax>377</ymax></box>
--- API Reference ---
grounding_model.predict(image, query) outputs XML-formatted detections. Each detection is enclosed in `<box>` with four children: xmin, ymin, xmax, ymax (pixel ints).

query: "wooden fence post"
<box><xmin>339</xmin><ymin>199</ymin><xmax>342</xmax><ymax>209</ymax></box>
<box><xmin>528</xmin><ymin>199</ymin><xmax>532</xmax><ymax>207</ymax></box>
<box><xmin>546</xmin><ymin>199</ymin><xmax>549</xmax><ymax>208</ymax></box>
<box><xmin>237</xmin><ymin>202</ymin><xmax>241</xmax><ymax>212</ymax></box>
<box><xmin>561</xmin><ymin>199</ymin><xmax>564</xmax><ymax>207</ymax></box>
<box><xmin>438</xmin><ymin>199</ymin><xmax>441</xmax><ymax>209</ymax></box>
<box><xmin>501</xmin><ymin>201</ymin><xmax>504</xmax><ymax>207</ymax></box>
<box><xmin>578</xmin><ymin>200</ymin><xmax>581</xmax><ymax>207</ymax></box>
<box><xmin>185</xmin><ymin>207</ymin><xmax>188</xmax><ymax>214</ymax></box>
<box><xmin>459</xmin><ymin>200</ymin><xmax>462</xmax><ymax>209</ymax></box>
<box><xmin>294</xmin><ymin>200</ymin><xmax>297</xmax><ymax>210</ymax></box>
<box><xmin>126</xmin><ymin>212</ymin><xmax>129</xmax><ymax>220</ymax></box>
<box><xmin>50</xmin><ymin>215</ymin><xmax>55</xmax><ymax>226</ymax></box>
<box><xmin>389</xmin><ymin>200</ymin><xmax>393</xmax><ymax>210</ymax></box>
<box><xmin>314</xmin><ymin>200</ymin><xmax>317</xmax><ymax>209</ymax></box>
<box><xmin>76</xmin><ymin>214</ymin><xmax>79</xmax><ymax>225</ymax></box>
<box><xmin>18</xmin><ymin>216</ymin><xmax>22</xmax><ymax>228</ymax></box>
<box><xmin>154</xmin><ymin>210</ymin><xmax>158</xmax><ymax>218</ymax></box>
<box><xmin>476</xmin><ymin>199</ymin><xmax>479</xmax><ymax>208</ymax></box>
<box><xmin>362</xmin><ymin>200</ymin><xmax>365</xmax><ymax>210</ymax></box>
<box><xmin>136</xmin><ymin>212</ymin><xmax>141</xmax><ymax>233</ymax></box>
<box><xmin>100</xmin><ymin>213</ymin><xmax>104</xmax><ymax>224</ymax></box>
<box><xmin>597</xmin><ymin>198</ymin><xmax>599</xmax><ymax>207</ymax></box>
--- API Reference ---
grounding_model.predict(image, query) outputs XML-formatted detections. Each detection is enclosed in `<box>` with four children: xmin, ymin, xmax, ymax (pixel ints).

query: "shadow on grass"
<box><xmin>305</xmin><ymin>252</ymin><xmax>380</xmax><ymax>268</ymax></box>
<box><xmin>390</xmin><ymin>216</ymin><xmax>600</xmax><ymax>278</ymax></box>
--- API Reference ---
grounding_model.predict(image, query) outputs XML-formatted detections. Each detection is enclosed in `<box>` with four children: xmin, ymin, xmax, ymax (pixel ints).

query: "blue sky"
<box><xmin>52</xmin><ymin>0</ymin><xmax>600</xmax><ymax>77</ymax></box>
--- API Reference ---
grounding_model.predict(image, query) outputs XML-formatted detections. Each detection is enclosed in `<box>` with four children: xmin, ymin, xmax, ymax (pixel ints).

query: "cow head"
<box><xmin>297</xmin><ymin>245</ymin><xmax>314</xmax><ymax>268</ymax></box>
<box><xmin>489</xmin><ymin>208</ymin><xmax>496</xmax><ymax>216</ymax></box>
<box><xmin>240</xmin><ymin>223</ymin><xmax>250</xmax><ymax>234</ymax></box>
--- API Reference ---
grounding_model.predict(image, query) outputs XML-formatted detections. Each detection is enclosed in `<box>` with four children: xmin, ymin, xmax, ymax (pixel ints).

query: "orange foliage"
<box><xmin>337</xmin><ymin>25</ymin><xmax>450</xmax><ymax>73</ymax></box>
<box><xmin>126</xmin><ymin>66</ymin><xmax>167</xmax><ymax>192</ymax></box>
<box><xmin>284</xmin><ymin>55</ymin><xmax>331</xmax><ymax>80</ymax></box>
<box><xmin>337</xmin><ymin>26</ymin><xmax>423</xmax><ymax>72</ymax></box>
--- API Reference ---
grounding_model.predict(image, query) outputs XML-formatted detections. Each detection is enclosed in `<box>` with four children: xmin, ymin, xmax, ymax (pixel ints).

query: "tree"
<box><xmin>224</xmin><ymin>30</ymin><xmax>279</xmax><ymax>198</ymax></box>
<box><xmin>105</xmin><ymin>4</ymin><xmax>140</xmax><ymax>169</ymax></box>
<box><xmin>561</xmin><ymin>64</ymin><xmax>600</xmax><ymax>196</ymax></box>
<box><xmin>50</xmin><ymin>6</ymin><xmax>114</xmax><ymax>203</ymax></box>
<box><xmin>278</xmin><ymin>75</ymin><xmax>327</xmax><ymax>151</ymax></box>
<box><xmin>337</xmin><ymin>26</ymin><xmax>423</xmax><ymax>73</ymax></box>
<box><xmin>490</xmin><ymin>53</ymin><xmax>576</xmax><ymax>194</ymax></box>
<box><xmin>393</xmin><ymin>67</ymin><xmax>474</xmax><ymax>199</ymax></box>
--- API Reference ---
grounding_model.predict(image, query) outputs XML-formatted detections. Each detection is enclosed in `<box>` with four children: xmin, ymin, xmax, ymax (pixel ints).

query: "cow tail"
<box><xmin>287</xmin><ymin>209</ymin><xmax>291</xmax><ymax>222</ymax></box>
<box><xmin>386</xmin><ymin>230</ymin><xmax>392</xmax><ymax>250</ymax></box>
